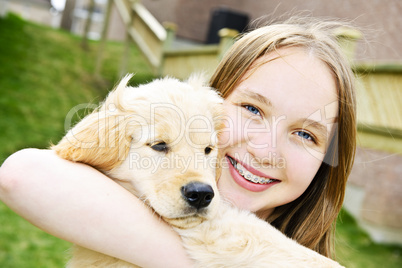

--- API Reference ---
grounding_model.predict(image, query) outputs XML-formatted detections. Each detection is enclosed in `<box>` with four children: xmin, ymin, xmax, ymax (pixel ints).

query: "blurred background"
<box><xmin>0</xmin><ymin>0</ymin><xmax>401</xmax><ymax>267</ymax></box>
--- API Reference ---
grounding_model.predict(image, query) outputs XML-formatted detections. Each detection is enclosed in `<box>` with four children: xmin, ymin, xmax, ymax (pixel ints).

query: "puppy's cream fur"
<box><xmin>53</xmin><ymin>75</ymin><xmax>344</xmax><ymax>267</ymax></box>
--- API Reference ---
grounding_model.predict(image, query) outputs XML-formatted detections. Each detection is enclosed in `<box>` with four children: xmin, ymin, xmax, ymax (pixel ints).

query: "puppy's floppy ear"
<box><xmin>52</xmin><ymin>74</ymin><xmax>134</xmax><ymax>171</ymax></box>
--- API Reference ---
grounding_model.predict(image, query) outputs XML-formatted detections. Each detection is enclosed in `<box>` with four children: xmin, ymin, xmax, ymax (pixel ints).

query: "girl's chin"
<box><xmin>218</xmin><ymin>180</ymin><xmax>261</xmax><ymax>211</ymax></box>
<box><xmin>217</xmin><ymin>176</ymin><xmax>277</xmax><ymax>219</ymax></box>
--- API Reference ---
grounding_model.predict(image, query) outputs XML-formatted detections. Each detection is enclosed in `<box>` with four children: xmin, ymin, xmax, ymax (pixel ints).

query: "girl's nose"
<box><xmin>245</xmin><ymin>129</ymin><xmax>284</xmax><ymax>167</ymax></box>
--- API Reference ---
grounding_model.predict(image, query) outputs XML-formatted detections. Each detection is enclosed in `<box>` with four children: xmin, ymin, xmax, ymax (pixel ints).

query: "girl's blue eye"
<box><xmin>296</xmin><ymin>131</ymin><xmax>314</xmax><ymax>141</ymax></box>
<box><xmin>244</xmin><ymin>105</ymin><xmax>261</xmax><ymax>115</ymax></box>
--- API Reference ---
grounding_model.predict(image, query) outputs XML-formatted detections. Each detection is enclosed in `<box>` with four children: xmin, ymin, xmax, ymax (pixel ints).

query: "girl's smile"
<box><xmin>217</xmin><ymin>47</ymin><xmax>338</xmax><ymax>219</ymax></box>
<box><xmin>226</xmin><ymin>155</ymin><xmax>280</xmax><ymax>192</ymax></box>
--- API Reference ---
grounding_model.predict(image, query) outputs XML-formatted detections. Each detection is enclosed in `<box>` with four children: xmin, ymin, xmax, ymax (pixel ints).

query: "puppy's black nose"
<box><xmin>181</xmin><ymin>182</ymin><xmax>214</xmax><ymax>210</ymax></box>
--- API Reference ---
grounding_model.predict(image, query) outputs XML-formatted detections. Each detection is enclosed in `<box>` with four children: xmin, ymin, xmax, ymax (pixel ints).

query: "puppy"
<box><xmin>52</xmin><ymin>75</ymin><xmax>344</xmax><ymax>267</ymax></box>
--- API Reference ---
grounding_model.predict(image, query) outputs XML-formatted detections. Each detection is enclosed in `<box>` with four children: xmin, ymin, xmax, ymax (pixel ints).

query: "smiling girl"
<box><xmin>0</xmin><ymin>17</ymin><xmax>356</xmax><ymax>266</ymax></box>
<box><xmin>211</xmin><ymin>21</ymin><xmax>356</xmax><ymax>256</ymax></box>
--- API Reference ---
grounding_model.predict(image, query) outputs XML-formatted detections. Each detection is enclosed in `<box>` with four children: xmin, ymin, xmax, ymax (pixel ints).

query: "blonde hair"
<box><xmin>210</xmin><ymin>17</ymin><xmax>357</xmax><ymax>258</ymax></box>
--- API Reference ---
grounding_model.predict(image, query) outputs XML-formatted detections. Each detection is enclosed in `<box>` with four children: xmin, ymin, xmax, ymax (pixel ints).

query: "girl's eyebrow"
<box><xmin>237</xmin><ymin>89</ymin><xmax>273</xmax><ymax>108</ymax></box>
<box><xmin>300</xmin><ymin>119</ymin><xmax>330</xmax><ymax>138</ymax></box>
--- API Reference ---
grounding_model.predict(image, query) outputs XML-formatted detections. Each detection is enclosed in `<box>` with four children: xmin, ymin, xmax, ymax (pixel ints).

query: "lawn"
<box><xmin>0</xmin><ymin>13</ymin><xmax>401</xmax><ymax>267</ymax></box>
<box><xmin>0</xmin><ymin>13</ymin><xmax>154</xmax><ymax>163</ymax></box>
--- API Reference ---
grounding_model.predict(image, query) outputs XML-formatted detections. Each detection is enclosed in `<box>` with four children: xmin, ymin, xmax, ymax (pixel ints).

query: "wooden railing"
<box><xmin>110</xmin><ymin>0</ymin><xmax>237</xmax><ymax>79</ymax></box>
<box><xmin>336</xmin><ymin>28</ymin><xmax>402</xmax><ymax>153</ymax></box>
<box><xmin>114</xmin><ymin>0</ymin><xmax>166</xmax><ymax>73</ymax></box>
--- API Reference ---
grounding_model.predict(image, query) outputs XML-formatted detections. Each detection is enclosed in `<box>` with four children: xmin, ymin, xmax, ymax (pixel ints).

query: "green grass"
<box><xmin>0</xmin><ymin>13</ymin><xmax>154</xmax><ymax>267</ymax></box>
<box><xmin>335</xmin><ymin>211</ymin><xmax>402</xmax><ymax>268</ymax></box>
<box><xmin>0</xmin><ymin>13</ymin><xmax>401</xmax><ymax>268</ymax></box>
<box><xmin>335</xmin><ymin>210</ymin><xmax>402</xmax><ymax>267</ymax></box>
<box><xmin>0</xmin><ymin>13</ymin><xmax>154</xmax><ymax>163</ymax></box>
<box><xmin>0</xmin><ymin>201</ymin><xmax>71</xmax><ymax>267</ymax></box>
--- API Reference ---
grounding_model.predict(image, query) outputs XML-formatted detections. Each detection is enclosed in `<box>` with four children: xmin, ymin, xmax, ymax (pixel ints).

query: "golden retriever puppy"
<box><xmin>52</xmin><ymin>75</ymin><xmax>344</xmax><ymax>267</ymax></box>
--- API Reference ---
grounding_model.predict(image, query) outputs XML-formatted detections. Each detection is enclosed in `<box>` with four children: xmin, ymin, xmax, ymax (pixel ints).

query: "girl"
<box><xmin>0</xmin><ymin>17</ymin><xmax>356</xmax><ymax>267</ymax></box>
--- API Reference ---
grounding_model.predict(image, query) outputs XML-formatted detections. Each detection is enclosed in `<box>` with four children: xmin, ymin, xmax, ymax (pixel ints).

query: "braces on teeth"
<box><xmin>229</xmin><ymin>157</ymin><xmax>275</xmax><ymax>184</ymax></box>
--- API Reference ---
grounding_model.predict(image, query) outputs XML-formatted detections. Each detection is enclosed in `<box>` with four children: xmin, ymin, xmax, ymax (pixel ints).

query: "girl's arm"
<box><xmin>0</xmin><ymin>148</ymin><xmax>193</xmax><ymax>268</ymax></box>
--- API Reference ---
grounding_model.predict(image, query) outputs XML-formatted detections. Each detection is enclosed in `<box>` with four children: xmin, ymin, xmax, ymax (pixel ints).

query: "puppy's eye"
<box><xmin>150</xmin><ymin>142</ymin><xmax>169</xmax><ymax>153</ymax></box>
<box><xmin>204</xmin><ymin>146</ymin><xmax>213</xmax><ymax>155</ymax></box>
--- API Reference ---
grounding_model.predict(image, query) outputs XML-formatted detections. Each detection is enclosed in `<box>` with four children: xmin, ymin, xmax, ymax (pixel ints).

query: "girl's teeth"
<box><xmin>234</xmin><ymin>161</ymin><xmax>274</xmax><ymax>184</ymax></box>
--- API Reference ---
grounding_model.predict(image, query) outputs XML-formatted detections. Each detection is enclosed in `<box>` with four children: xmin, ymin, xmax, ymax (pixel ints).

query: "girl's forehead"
<box><xmin>227</xmin><ymin>47</ymin><xmax>338</xmax><ymax>120</ymax></box>
<box><xmin>245</xmin><ymin>48</ymin><xmax>334</xmax><ymax>93</ymax></box>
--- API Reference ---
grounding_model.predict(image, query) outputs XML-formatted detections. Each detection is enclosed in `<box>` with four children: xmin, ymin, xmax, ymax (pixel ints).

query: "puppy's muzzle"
<box><xmin>181</xmin><ymin>182</ymin><xmax>214</xmax><ymax>210</ymax></box>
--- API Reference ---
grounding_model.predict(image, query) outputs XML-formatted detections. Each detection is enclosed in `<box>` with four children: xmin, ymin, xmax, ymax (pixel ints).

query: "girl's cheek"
<box><xmin>306</xmin><ymin>148</ymin><xmax>326</xmax><ymax>165</ymax></box>
<box><xmin>218</xmin><ymin>129</ymin><xmax>232</xmax><ymax>148</ymax></box>
<box><xmin>218</xmin><ymin>108</ymin><xmax>243</xmax><ymax>148</ymax></box>
<box><xmin>287</xmin><ymin>149</ymin><xmax>322</xmax><ymax>184</ymax></box>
